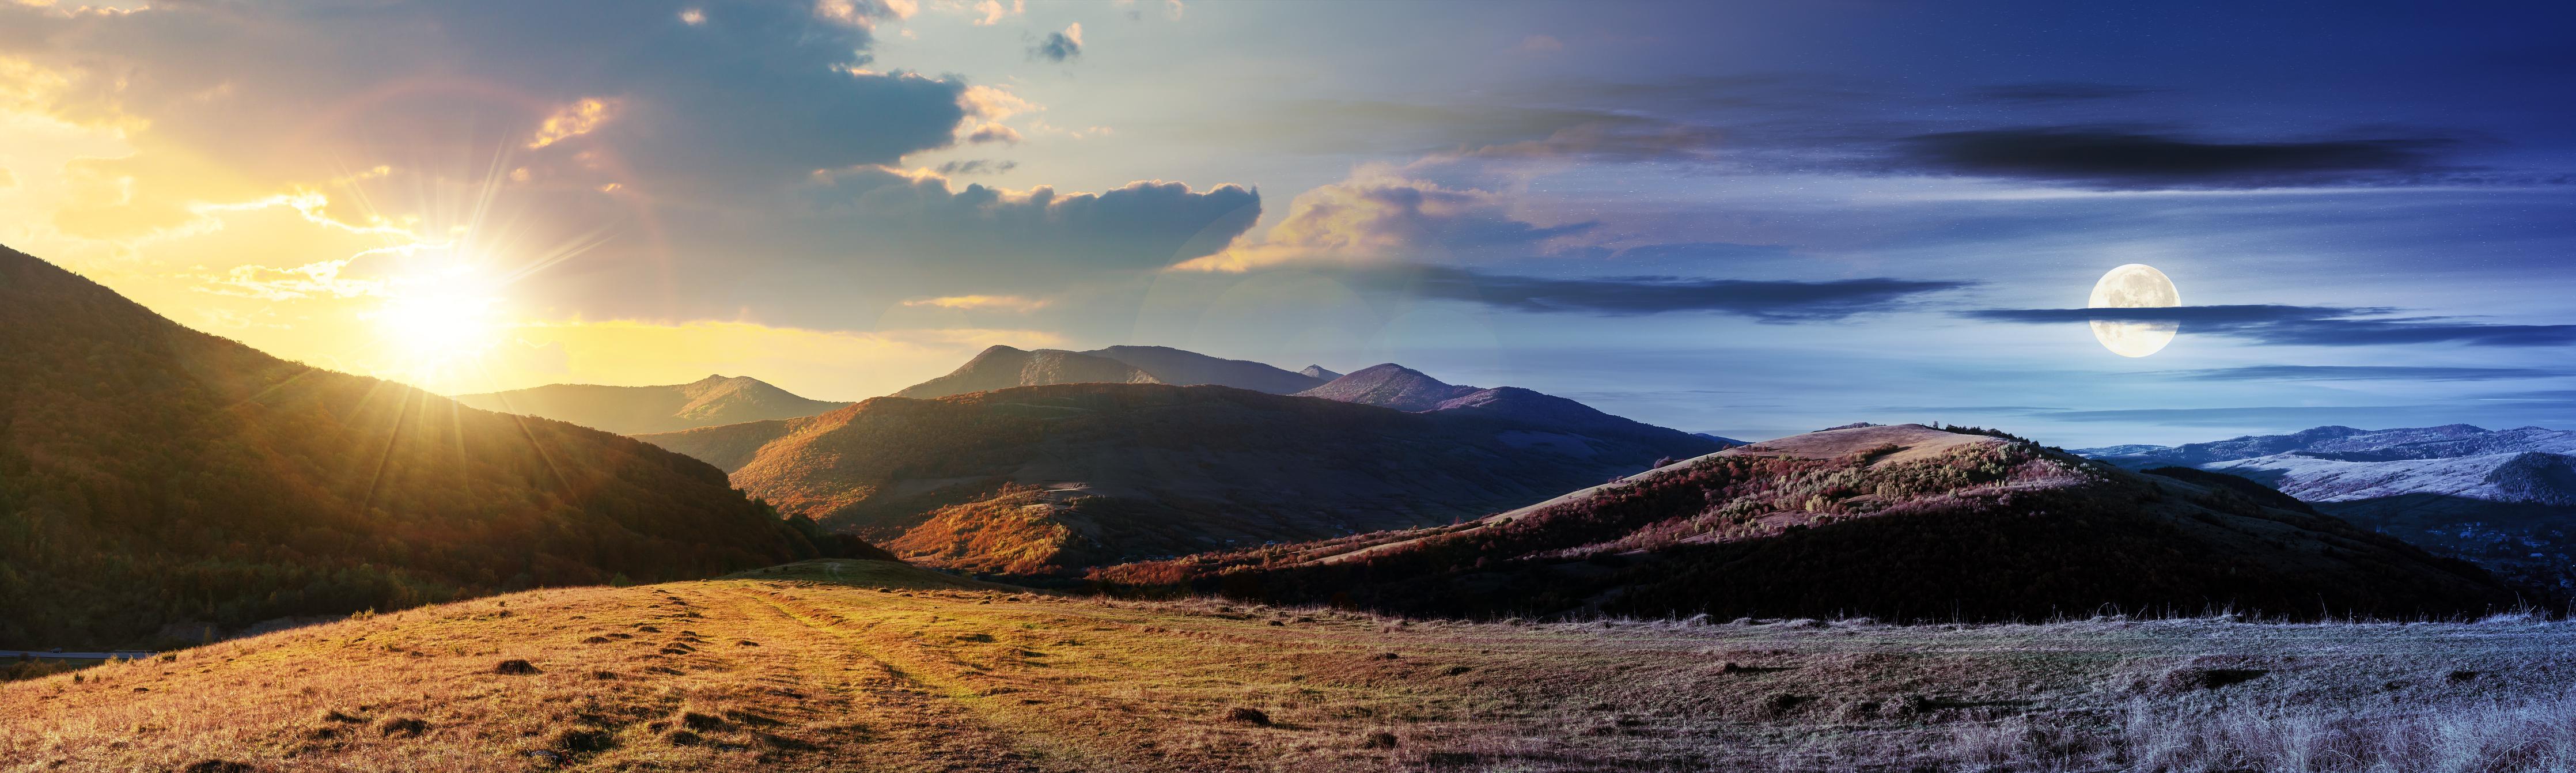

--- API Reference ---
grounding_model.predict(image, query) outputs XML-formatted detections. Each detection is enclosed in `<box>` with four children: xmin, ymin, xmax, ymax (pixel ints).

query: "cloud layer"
<box><xmin>1899</xmin><ymin>128</ymin><xmax>2458</xmax><ymax>189</ymax></box>
<box><xmin>1963</xmin><ymin>305</ymin><xmax>2576</xmax><ymax>347</ymax></box>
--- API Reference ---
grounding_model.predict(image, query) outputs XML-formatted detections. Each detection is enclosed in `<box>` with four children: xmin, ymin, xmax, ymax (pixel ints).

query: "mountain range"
<box><xmin>451</xmin><ymin>375</ymin><xmax>850</xmax><ymax>435</ymax></box>
<box><xmin>2077</xmin><ymin>425</ymin><xmax>2576</xmax><ymax>587</ymax></box>
<box><xmin>1098</xmin><ymin>423</ymin><xmax>2513</xmax><ymax>620</ymax></box>
<box><xmin>892</xmin><ymin>344</ymin><xmax>1331</xmax><ymax>399</ymax></box>
<box><xmin>0</xmin><ymin>246</ymin><xmax>876</xmax><ymax>649</ymax></box>
<box><xmin>638</xmin><ymin>382</ymin><xmax>1722</xmax><ymax>575</ymax></box>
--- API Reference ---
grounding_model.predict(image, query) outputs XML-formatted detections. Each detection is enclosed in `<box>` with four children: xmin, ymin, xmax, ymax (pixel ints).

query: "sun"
<box><xmin>372</xmin><ymin>262</ymin><xmax>506</xmax><ymax>382</ymax></box>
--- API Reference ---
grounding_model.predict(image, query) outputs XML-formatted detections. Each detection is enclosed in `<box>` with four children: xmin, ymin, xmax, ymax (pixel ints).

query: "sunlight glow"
<box><xmin>370</xmin><ymin>262</ymin><xmax>506</xmax><ymax>384</ymax></box>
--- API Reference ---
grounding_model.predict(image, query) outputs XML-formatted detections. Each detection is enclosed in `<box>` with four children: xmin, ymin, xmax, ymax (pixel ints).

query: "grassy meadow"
<box><xmin>7</xmin><ymin>559</ymin><xmax>2576</xmax><ymax>772</ymax></box>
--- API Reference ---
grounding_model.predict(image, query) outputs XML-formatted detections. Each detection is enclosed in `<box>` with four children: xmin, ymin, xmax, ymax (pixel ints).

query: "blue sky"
<box><xmin>1</xmin><ymin>0</ymin><xmax>2570</xmax><ymax>446</ymax></box>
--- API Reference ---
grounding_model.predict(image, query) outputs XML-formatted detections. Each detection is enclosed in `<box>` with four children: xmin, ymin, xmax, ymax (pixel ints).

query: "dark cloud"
<box><xmin>1900</xmin><ymin>127</ymin><xmax>2457</xmax><ymax>188</ymax></box>
<box><xmin>934</xmin><ymin>160</ymin><xmax>1020</xmax><ymax>176</ymax></box>
<box><xmin>2157</xmin><ymin>365</ymin><xmax>2563</xmax><ymax>382</ymax></box>
<box><xmin>1972</xmin><ymin>82</ymin><xmax>2157</xmax><ymax>102</ymax></box>
<box><xmin>1031</xmin><ymin>29</ymin><xmax>1082</xmax><ymax>62</ymax></box>
<box><xmin>1370</xmin><ymin>265</ymin><xmax>1967</xmax><ymax>319</ymax></box>
<box><xmin>808</xmin><ymin>166</ymin><xmax>1259</xmax><ymax>273</ymax></box>
<box><xmin>0</xmin><ymin>1</ymin><xmax>966</xmax><ymax>194</ymax></box>
<box><xmin>1961</xmin><ymin>305</ymin><xmax>2576</xmax><ymax>347</ymax></box>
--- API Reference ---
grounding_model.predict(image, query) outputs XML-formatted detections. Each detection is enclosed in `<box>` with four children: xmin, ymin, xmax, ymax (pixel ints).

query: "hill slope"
<box><xmin>1097</xmin><ymin>424</ymin><xmax>2511</xmax><ymax>621</ymax></box>
<box><xmin>0</xmin><ymin>245</ymin><xmax>865</xmax><ymax>649</ymax></box>
<box><xmin>450</xmin><ymin>376</ymin><xmax>850</xmax><ymax>435</ymax></box>
<box><xmin>638</xmin><ymin>384</ymin><xmax>1722</xmax><ymax>574</ymax></box>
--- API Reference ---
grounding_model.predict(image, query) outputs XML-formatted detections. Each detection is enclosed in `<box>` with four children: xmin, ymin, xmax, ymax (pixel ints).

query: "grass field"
<box><xmin>7</xmin><ymin>559</ymin><xmax>2576</xmax><ymax>772</ymax></box>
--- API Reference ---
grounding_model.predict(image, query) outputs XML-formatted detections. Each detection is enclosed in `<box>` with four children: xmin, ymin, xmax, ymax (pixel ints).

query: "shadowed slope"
<box><xmin>0</xmin><ymin>246</ymin><xmax>861</xmax><ymax>649</ymax></box>
<box><xmin>1098</xmin><ymin>425</ymin><xmax>2512</xmax><ymax>621</ymax></box>
<box><xmin>452</xmin><ymin>376</ymin><xmax>850</xmax><ymax>435</ymax></box>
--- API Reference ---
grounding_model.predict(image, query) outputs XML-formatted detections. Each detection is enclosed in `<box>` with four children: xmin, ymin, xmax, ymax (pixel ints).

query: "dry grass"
<box><xmin>10</xmin><ymin>560</ymin><xmax>2576</xmax><ymax>772</ymax></box>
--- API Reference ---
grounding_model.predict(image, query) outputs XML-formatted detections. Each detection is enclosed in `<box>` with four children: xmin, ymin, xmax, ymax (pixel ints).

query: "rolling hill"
<box><xmin>1096</xmin><ymin>424</ymin><xmax>2513</xmax><ymax>621</ymax></box>
<box><xmin>450</xmin><ymin>375</ymin><xmax>850</xmax><ymax>435</ymax></box>
<box><xmin>638</xmin><ymin>384</ymin><xmax>1722</xmax><ymax>575</ymax></box>
<box><xmin>0</xmin><ymin>245</ymin><xmax>874</xmax><ymax>649</ymax></box>
<box><xmin>889</xmin><ymin>344</ymin><xmax>1328</xmax><ymax>399</ymax></box>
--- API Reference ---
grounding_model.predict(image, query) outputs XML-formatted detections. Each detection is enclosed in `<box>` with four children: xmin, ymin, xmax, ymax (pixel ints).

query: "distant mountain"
<box><xmin>451</xmin><ymin>375</ymin><xmax>849</xmax><ymax>435</ymax></box>
<box><xmin>1298</xmin><ymin>365</ymin><xmax>1343</xmax><ymax>381</ymax></box>
<box><xmin>891</xmin><ymin>346</ymin><xmax>1159</xmax><ymax>399</ymax></box>
<box><xmin>889</xmin><ymin>344</ymin><xmax>1328</xmax><ymax>400</ymax></box>
<box><xmin>2079</xmin><ymin>425</ymin><xmax>2576</xmax><ymax>588</ymax></box>
<box><xmin>638</xmin><ymin>383</ymin><xmax>1723</xmax><ymax>575</ymax></box>
<box><xmin>1097</xmin><ymin>424</ymin><xmax>2513</xmax><ymax>621</ymax></box>
<box><xmin>0</xmin><ymin>245</ymin><xmax>873</xmax><ymax>649</ymax></box>
<box><xmin>1085</xmin><ymin>345</ymin><xmax>1328</xmax><ymax>395</ymax></box>
<box><xmin>2075</xmin><ymin>425</ymin><xmax>2570</xmax><ymax>468</ymax></box>
<box><xmin>1294</xmin><ymin>363</ymin><xmax>1480</xmax><ymax>411</ymax></box>
<box><xmin>1694</xmin><ymin>431</ymin><xmax>1749</xmax><ymax>445</ymax></box>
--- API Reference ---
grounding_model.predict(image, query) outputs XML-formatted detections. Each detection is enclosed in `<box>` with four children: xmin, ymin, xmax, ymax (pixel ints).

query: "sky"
<box><xmin>1</xmin><ymin>0</ymin><xmax>2571</xmax><ymax>446</ymax></box>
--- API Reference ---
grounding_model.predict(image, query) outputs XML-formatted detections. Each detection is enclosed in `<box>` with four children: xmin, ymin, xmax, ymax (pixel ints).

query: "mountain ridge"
<box><xmin>452</xmin><ymin>374</ymin><xmax>850</xmax><ymax>435</ymax></box>
<box><xmin>639</xmin><ymin>382</ymin><xmax>1722</xmax><ymax>574</ymax></box>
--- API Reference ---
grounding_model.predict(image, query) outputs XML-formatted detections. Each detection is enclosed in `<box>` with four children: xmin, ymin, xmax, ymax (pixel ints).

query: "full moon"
<box><xmin>2088</xmin><ymin>263</ymin><xmax>2180</xmax><ymax>357</ymax></box>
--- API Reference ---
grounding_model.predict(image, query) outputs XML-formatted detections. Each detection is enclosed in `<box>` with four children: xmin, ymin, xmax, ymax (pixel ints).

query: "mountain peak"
<box><xmin>1294</xmin><ymin>363</ymin><xmax>1479</xmax><ymax>411</ymax></box>
<box><xmin>1298</xmin><ymin>365</ymin><xmax>1343</xmax><ymax>381</ymax></box>
<box><xmin>893</xmin><ymin>346</ymin><xmax>1157</xmax><ymax>400</ymax></box>
<box><xmin>1081</xmin><ymin>345</ymin><xmax>1327</xmax><ymax>394</ymax></box>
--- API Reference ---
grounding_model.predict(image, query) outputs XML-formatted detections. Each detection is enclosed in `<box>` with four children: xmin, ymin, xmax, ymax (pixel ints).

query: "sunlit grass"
<box><xmin>10</xmin><ymin>559</ymin><xmax>2576</xmax><ymax>772</ymax></box>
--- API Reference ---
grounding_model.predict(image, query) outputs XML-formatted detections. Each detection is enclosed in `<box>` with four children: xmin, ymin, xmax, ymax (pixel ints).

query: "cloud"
<box><xmin>1971</xmin><ymin>82</ymin><xmax>2155</xmax><ymax>102</ymax></box>
<box><xmin>1177</xmin><ymin>171</ymin><xmax>1595</xmax><ymax>271</ymax></box>
<box><xmin>933</xmin><ymin>159</ymin><xmax>1018</xmax><ymax>175</ymax></box>
<box><xmin>903</xmin><ymin>294</ymin><xmax>1047</xmax><ymax>312</ymax></box>
<box><xmin>1032</xmin><ymin>23</ymin><xmax>1083</xmax><ymax>62</ymax></box>
<box><xmin>1518</xmin><ymin>35</ymin><xmax>1564</xmax><ymax>52</ymax></box>
<box><xmin>806</xmin><ymin>165</ymin><xmax>1259</xmax><ymax>274</ymax></box>
<box><xmin>524</xmin><ymin>98</ymin><xmax>621</xmax><ymax>150</ymax></box>
<box><xmin>2155</xmin><ymin>365</ymin><xmax>2563</xmax><ymax>382</ymax></box>
<box><xmin>1961</xmin><ymin>305</ymin><xmax>2576</xmax><ymax>347</ymax></box>
<box><xmin>964</xmin><ymin>122</ymin><xmax>1023</xmax><ymax>145</ymax></box>
<box><xmin>960</xmin><ymin>84</ymin><xmax>1039</xmax><ymax>121</ymax></box>
<box><xmin>1898</xmin><ymin>127</ymin><xmax>2458</xmax><ymax>188</ymax></box>
<box><xmin>0</xmin><ymin>0</ymin><xmax>969</xmax><ymax>205</ymax></box>
<box><xmin>1367</xmin><ymin>265</ymin><xmax>1968</xmax><ymax>319</ymax></box>
<box><xmin>968</xmin><ymin>0</ymin><xmax>1024</xmax><ymax>25</ymax></box>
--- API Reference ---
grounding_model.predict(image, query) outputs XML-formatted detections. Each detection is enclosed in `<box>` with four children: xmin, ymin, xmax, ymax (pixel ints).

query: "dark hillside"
<box><xmin>0</xmin><ymin>245</ymin><xmax>870</xmax><ymax>648</ymax></box>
